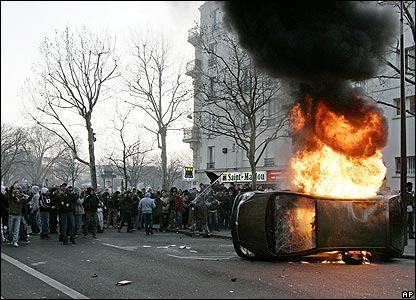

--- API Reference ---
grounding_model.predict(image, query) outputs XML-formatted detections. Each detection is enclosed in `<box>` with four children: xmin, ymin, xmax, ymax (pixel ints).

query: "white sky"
<box><xmin>1</xmin><ymin>1</ymin><xmax>203</xmax><ymax>157</ymax></box>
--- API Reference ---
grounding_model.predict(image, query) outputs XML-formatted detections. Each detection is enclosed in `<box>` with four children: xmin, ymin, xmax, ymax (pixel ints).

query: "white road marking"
<box><xmin>1</xmin><ymin>252</ymin><xmax>89</xmax><ymax>299</ymax></box>
<box><xmin>101</xmin><ymin>243</ymin><xmax>139</xmax><ymax>251</ymax></box>
<box><xmin>31</xmin><ymin>261</ymin><xmax>47</xmax><ymax>266</ymax></box>
<box><xmin>101</xmin><ymin>243</ymin><xmax>238</xmax><ymax>261</ymax></box>
<box><xmin>167</xmin><ymin>254</ymin><xmax>236</xmax><ymax>260</ymax></box>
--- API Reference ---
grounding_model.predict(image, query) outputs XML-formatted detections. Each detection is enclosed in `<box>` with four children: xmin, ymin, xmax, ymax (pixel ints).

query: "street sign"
<box><xmin>183</xmin><ymin>167</ymin><xmax>194</xmax><ymax>180</ymax></box>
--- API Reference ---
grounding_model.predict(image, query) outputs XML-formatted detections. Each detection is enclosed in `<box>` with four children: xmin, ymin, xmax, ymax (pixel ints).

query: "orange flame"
<box><xmin>288</xmin><ymin>93</ymin><xmax>387</xmax><ymax>198</ymax></box>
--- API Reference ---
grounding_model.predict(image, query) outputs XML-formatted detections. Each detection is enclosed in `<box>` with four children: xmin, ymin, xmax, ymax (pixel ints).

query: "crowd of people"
<box><xmin>0</xmin><ymin>181</ymin><xmax>254</xmax><ymax>247</ymax></box>
<box><xmin>1</xmin><ymin>180</ymin><xmax>414</xmax><ymax>249</ymax></box>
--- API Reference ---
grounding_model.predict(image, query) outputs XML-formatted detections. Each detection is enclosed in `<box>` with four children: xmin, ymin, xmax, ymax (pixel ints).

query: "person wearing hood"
<box><xmin>138</xmin><ymin>192</ymin><xmax>156</xmax><ymax>235</ymax></box>
<box><xmin>30</xmin><ymin>185</ymin><xmax>41</xmax><ymax>235</ymax></box>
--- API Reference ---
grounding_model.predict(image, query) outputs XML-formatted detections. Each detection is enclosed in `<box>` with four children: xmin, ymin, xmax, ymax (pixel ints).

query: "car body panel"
<box><xmin>231</xmin><ymin>191</ymin><xmax>406</xmax><ymax>261</ymax></box>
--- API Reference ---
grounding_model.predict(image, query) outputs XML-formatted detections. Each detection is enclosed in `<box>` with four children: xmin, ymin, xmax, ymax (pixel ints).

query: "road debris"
<box><xmin>116</xmin><ymin>280</ymin><xmax>131</xmax><ymax>286</ymax></box>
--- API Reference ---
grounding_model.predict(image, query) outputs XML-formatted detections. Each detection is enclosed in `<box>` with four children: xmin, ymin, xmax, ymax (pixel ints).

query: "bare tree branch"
<box><xmin>125</xmin><ymin>30</ymin><xmax>192</xmax><ymax>190</ymax></box>
<box><xmin>23</xmin><ymin>27</ymin><xmax>120</xmax><ymax>189</ymax></box>
<box><xmin>194</xmin><ymin>29</ymin><xmax>291</xmax><ymax>189</ymax></box>
<box><xmin>104</xmin><ymin>106</ymin><xmax>154</xmax><ymax>191</ymax></box>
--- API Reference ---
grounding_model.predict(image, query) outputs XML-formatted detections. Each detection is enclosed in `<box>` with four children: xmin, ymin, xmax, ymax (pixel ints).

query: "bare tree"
<box><xmin>146</xmin><ymin>151</ymin><xmax>192</xmax><ymax>190</ymax></box>
<box><xmin>25</xmin><ymin>27</ymin><xmax>119</xmax><ymax>190</ymax></box>
<box><xmin>140</xmin><ymin>165</ymin><xmax>160</xmax><ymax>192</ymax></box>
<box><xmin>125</xmin><ymin>30</ymin><xmax>191</xmax><ymax>191</ymax></box>
<box><xmin>194</xmin><ymin>30</ymin><xmax>291</xmax><ymax>190</ymax></box>
<box><xmin>105</xmin><ymin>107</ymin><xmax>153</xmax><ymax>191</ymax></box>
<box><xmin>166</xmin><ymin>153</ymin><xmax>189</xmax><ymax>189</ymax></box>
<box><xmin>1</xmin><ymin>123</ymin><xmax>27</xmax><ymax>185</ymax></box>
<box><xmin>20</xmin><ymin>125</ymin><xmax>67</xmax><ymax>185</ymax></box>
<box><xmin>379</xmin><ymin>1</ymin><xmax>415</xmax><ymax>85</ymax></box>
<box><xmin>53</xmin><ymin>148</ymin><xmax>88</xmax><ymax>187</ymax></box>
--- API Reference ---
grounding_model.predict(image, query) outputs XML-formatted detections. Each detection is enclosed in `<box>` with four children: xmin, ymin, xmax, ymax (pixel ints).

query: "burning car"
<box><xmin>231</xmin><ymin>191</ymin><xmax>407</xmax><ymax>262</ymax></box>
<box><xmin>218</xmin><ymin>1</ymin><xmax>405</xmax><ymax>264</ymax></box>
<box><xmin>229</xmin><ymin>91</ymin><xmax>408</xmax><ymax>263</ymax></box>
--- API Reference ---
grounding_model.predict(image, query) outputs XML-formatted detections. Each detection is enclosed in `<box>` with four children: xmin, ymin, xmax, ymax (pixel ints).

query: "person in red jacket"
<box><xmin>171</xmin><ymin>188</ymin><xmax>184</xmax><ymax>229</ymax></box>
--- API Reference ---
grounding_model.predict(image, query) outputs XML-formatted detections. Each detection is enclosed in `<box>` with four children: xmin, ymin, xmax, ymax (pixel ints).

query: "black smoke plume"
<box><xmin>219</xmin><ymin>1</ymin><xmax>397</xmax><ymax>158</ymax></box>
<box><xmin>219</xmin><ymin>1</ymin><xmax>397</xmax><ymax>87</ymax></box>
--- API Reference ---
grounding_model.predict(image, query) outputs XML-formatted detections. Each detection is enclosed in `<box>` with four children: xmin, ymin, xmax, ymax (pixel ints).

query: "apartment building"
<box><xmin>183</xmin><ymin>1</ymin><xmax>293</xmax><ymax>190</ymax></box>
<box><xmin>184</xmin><ymin>1</ymin><xmax>415</xmax><ymax>191</ymax></box>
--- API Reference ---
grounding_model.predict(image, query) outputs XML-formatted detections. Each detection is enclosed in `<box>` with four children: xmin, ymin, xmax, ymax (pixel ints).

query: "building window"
<box><xmin>208</xmin><ymin>114</ymin><xmax>217</xmax><ymax>131</ymax></box>
<box><xmin>207</xmin><ymin>146</ymin><xmax>215</xmax><ymax>169</ymax></box>
<box><xmin>405</xmin><ymin>46</ymin><xmax>415</xmax><ymax>74</ymax></box>
<box><xmin>264</xmin><ymin>97</ymin><xmax>279</xmax><ymax>126</ymax></box>
<box><xmin>209</xmin><ymin>77</ymin><xmax>216</xmax><ymax>97</ymax></box>
<box><xmin>242</xmin><ymin>67</ymin><xmax>251</xmax><ymax>93</ymax></box>
<box><xmin>212</xmin><ymin>8</ymin><xmax>221</xmax><ymax>29</ymax></box>
<box><xmin>208</xmin><ymin>42</ymin><xmax>217</xmax><ymax>67</ymax></box>
<box><xmin>395</xmin><ymin>156</ymin><xmax>415</xmax><ymax>176</ymax></box>
<box><xmin>241</xmin><ymin>115</ymin><xmax>249</xmax><ymax>131</ymax></box>
<box><xmin>394</xmin><ymin>98</ymin><xmax>401</xmax><ymax>116</ymax></box>
<box><xmin>396</xmin><ymin>46</ymin><xmax>415</xmax><ymax>74</ymax></box>
<box><xmin>264</xmin><ymin>158</ymin><xmax>275</xmax><ymax>167</ymax></box>
<box><xmin>409</xmin><ymin>95</ymin><xmax>415</xmax><ymax>114</ymax></box>
<box><xmin>393</xmin><ymin>95</ymin><xmax>415</xmax><ymax>116</ymax></box>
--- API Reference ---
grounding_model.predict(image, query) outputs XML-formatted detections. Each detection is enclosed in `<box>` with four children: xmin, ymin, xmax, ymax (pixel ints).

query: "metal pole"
<box><xmin>191</xmin><ymin>176</ymin><xmax>222</xmax><ymax>204</ymax></box>
<box><xmin>399</xmin><ymin>1</ymin><xmax>408</xmax><ymax>243</ymax></box>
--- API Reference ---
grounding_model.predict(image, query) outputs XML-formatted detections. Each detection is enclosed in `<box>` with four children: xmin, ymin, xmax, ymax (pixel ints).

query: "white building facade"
<box><xmin>184</xmin><ymin>1</ymin><xmax>415</xmax><ymax>192</ymax></box>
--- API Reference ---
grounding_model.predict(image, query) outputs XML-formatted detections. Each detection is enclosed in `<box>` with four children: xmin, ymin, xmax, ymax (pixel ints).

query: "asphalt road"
<box><xmin>1</xmin><ymin>229</ymin><xmax>415</xmax><ymax>299</ymax></box>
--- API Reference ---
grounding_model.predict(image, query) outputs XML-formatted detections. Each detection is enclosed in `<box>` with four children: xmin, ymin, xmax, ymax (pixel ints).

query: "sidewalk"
<box><xmin>168</xmin><ymin>228</ymin><xmax>415</xmax><ymax>259</ymax></box>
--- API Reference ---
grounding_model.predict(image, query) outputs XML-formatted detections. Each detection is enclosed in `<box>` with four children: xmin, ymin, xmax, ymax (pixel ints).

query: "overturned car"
<box><xmin>231</xmin><ymin>191</ymin><xmax>407</xmax><ymax>262</ymax></box>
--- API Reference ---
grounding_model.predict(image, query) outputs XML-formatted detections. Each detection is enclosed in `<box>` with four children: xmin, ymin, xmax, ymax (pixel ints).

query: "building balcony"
<box><xmin>185</xmin><ymin>59</ymin><xmax>201</xmax><ymax>78</ymax></box>
<box><xmin>183</xmin><ymin>126</ymin><xmax>200</xmax><ymax>143</ymax></box>
<box><xmin>187</xmin><ymin>25</ymin><xmax>200</xmax><ymax>46</ymax></box>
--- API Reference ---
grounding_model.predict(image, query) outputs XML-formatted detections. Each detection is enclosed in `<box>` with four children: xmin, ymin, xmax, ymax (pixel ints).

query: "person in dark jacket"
<box><xmin>404</xmin><ymin>182</ymin><xmax>415</xmax><ymax>239</ymax></box>
<box><xmin>8</xmin><ymin>189</ymin><xmax>24</xmax><ymax>247</ymax></box>
<box><xmin>107</xmin><ymin>191</ymin><xmax>120</xmax><ymax>229</ymax></box>
<box><xmin>83</xmin><ymin>187</ymin><xmax>99</xmax><ymax>239</ymax></box>
<box><xmin>58</xmin><ymin>184</ymin><xmax>77</xmax><ymax>245</ymax></box>
<box><xmin>49</xmin><ymin>187</ymin><xmax>60</xmax><ymax>234</ymax></box>
<box><xmin>18</xmin><ymin>189</ymin><xmax>31</xmax><ymax>245</ymax></box>
<box><xmin>118</xmin><ymin>191</ymin><xmax>134</xmax><ymax>233</ymax></box>
<box><xmin>153</xmin><ymin>191</ymin><xmax>166</xmax><ymax>232</ymax></box>
<box><xmin>39</xmin><ymin>187</ymin><xmax>52</xmax><ymax>239</ymax></box>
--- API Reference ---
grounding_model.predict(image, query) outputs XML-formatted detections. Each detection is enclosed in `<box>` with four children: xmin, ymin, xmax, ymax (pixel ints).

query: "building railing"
<box><xmin>185</xmin><ymin>59</ymin><xmax>201</xmax><ymax>77</ymax></box>
<box><xmin>188</xmin><ymin>26</ymin><xmax>200</xmax><ymax>46</ymax></box>
<box><xmin>183</xmin><ymin>127</ymin><xmax>200</xmax><ymax>143</ymax></box>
